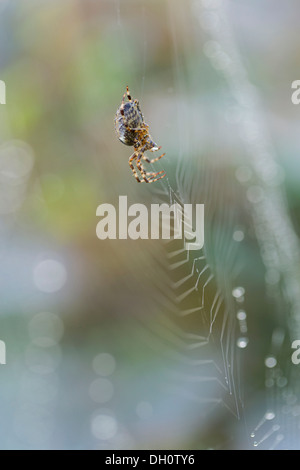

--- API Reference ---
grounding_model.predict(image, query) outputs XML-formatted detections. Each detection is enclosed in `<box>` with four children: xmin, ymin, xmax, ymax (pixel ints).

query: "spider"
<box><xmin>114</xmin><ymin>86</ymin><xmax>166</xmax><ymax>183</ymax></box>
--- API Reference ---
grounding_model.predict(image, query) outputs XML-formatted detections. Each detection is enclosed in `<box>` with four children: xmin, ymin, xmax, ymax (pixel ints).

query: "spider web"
<box><xmin>189</xmin><ymin>0</ymin><xmax>300</xmax><ymax>449</ymax></box>
<box><xmin>112</xmin><ymin>0</ymin><xmax>300</xmax><ymax>449</ymax></box>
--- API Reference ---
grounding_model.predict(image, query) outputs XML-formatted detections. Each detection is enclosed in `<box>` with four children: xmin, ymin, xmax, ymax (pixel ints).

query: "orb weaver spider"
<box><xmin>114</xmin><ymin>86</ymin><xmax>166</xmax><ymax>183</ymax></box>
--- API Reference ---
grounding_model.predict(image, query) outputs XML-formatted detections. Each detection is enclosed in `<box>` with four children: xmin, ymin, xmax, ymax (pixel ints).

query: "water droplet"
<box><xmin>237</xmin><ymin>337</ymin><xmax>249</xmax><ymax>349</ymax></box>
<box><xmin>265</xmin><ymin>378</ymin><xmax>275</xmax><ymax>388</ymax></box>
<box><xmin>232</xmin><ymin>287</ymin><xmax>245</xmax><ymax>299</ymax></box>
<box><xmin>33</xmin><ymin>259</ymin><xmax>67</xmax><ymax>293</ymax></box>
<box><xmin>233</xmin><ymin>230</ymin><xmax>244</xmax><ymax>242</ymax></box>
<box><xmin>265</xmin><ymin>356</ymin><xmax>277</xmax><ymax>368</ymax></box>
<box><xmin>0</xmin><ymin>141</ymin><xmax>34</xmax><ymax>182</ymax></box>
<box><xmin>91</xmin><ymin>413</ymin><xmax>118</xmax><ymax>440</ymax></box>
<box><xmin>237</xmin><ymin>310</ymin><xmax>247</xmax><ymax>321</ymax></box>
<box><xmin>277</xmin><ymin>377</ymin><xmax>287</xmax><ymax>388</ymax></box>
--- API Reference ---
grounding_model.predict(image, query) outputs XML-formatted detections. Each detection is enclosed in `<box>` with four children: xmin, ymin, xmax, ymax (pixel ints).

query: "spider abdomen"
<box><xmin>115</xmin><ymin>102</ymin><xmax>143</xmax><ymax>146</ymax></box>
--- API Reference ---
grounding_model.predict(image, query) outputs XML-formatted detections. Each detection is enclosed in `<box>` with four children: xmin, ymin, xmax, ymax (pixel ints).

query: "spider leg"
<box><xmin>144</xmin><ymin>170</ymin><xmax>165</xmax><ymax>176</ymax></box>
<box><xmin>145</xmin><ymin>172</ymin><xmax>166</xmax><ymax>183</ymax></box>
<box><xmin>136</xmin><ymin>154</ymin><xmax>166</xmax><ymax>183</ymax></box>
<box><xmin>136</xmin><ymin>155</ymin><xmax>150</xmax><ymax>183</ymax></box>
<box><xmin>129</xmin><ymin>153</ymin><xmax>144</xmax><ymax>183</ymax></box>
<box><xmin>120</xmin><ymin>91</ymin><xmax>127</xmax><ymax>117</ymax></box>
<box><xmin>150</xmin><ymin>145</ymin><xmax>161</xmax><ymax>151</ymax></box>
<box><xmin>142</xmin><ymin>146</ymin><xmax>166</xmax><ymax>164</ymax></box>
<box><xmin>139</xmin><ymin>159</ymin><xmax>165</xmax><ymax>177</ymax></box>
<box><xmin>126</xmin><ymin>86</ymin><xmax>132</xmax><ymax>101</ymax></box>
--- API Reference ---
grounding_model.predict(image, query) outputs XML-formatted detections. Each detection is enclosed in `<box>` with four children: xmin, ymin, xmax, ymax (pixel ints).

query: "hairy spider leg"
<box><xmin>119</xmin><ymin>90</ymin><xmax>127</xmax><ymax>117</ymax></box>
<box><xmin>128</xmin><ymin>150</ymin><xmax>164</xmax><ymax>184</ymax></box>
<box><xmin>136</xmin><ymin>160</ymin><xmax>149</xmax><ymax>183</ymax></box>
<box><xmin>137</xmin><ymin>157</ymin><xmax>165</xmax><ymax>177</ymax></box>
<box><xmin>135</xmin><ymin>150</ymin><xmax>149</xmax><ymax>182</ymax></box>
<box><xmin>142</xmin><ymin>145</ymin><xmax>166</xmax><ymax>164</ymax></box>
<box><xmin>144</xmin><ymin>171</ymin><xmax>166</xmax><ymax>183</ymax></box>
<box><xmin>129</xmin><ymin>152</ymin><xmax>144</xmax><ymax>183</ymax></box>
<box><xmin>126</xmin><ymin>85</ymin><xmax>132</xmax><ymax>101</ymax></box>
<box><xmin>136</xmin><ymin>152</ymin><xmax>166</xmax><ymax>183</ymax></box>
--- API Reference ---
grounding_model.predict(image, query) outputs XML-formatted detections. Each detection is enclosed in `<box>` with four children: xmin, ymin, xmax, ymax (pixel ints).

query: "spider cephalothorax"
<box><xmin>114</xmin><ymin>86</ymin><xmax>166</xmax><ymax>183</ymax></box>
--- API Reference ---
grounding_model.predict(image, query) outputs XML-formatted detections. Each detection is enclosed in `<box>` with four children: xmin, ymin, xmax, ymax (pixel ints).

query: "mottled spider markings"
<box><xmin>114</xmin><ymin>86</ymin><xmax>166</xmax><ymax>183</ymax></box>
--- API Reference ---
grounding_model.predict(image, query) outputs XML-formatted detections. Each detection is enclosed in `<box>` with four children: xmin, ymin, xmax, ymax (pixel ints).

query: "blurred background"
<box><xmin>0</xmin><ymin>0</ymin><xmax>300</xmax><ymax>450</ymax></box>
